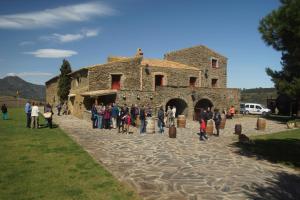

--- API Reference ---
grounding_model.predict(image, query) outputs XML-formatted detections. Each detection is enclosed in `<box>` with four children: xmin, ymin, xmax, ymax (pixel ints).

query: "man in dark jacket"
<box><xmin>1</xmin><ymin>104</ymin><xmax>8</xmax><ymax>120</ymax></box>
<box><xmin>139</xmin><ymin>105</ymin><xmax>146</xmax><ymax>134</ymax></box>
<box><xmin>213</xmin><ymin>108</ymin><xmax>222</xmax><ymax>136</ymax></box>
<box><xmin>157</xmin><ymin>106</ymin><xmax>165</xmax><ymax>134</ymax></box>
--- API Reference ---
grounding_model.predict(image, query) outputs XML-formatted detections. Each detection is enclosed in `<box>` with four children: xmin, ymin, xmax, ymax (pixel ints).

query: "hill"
<box><xmin>0</xmin><ymin>76</ymin><xmax>45</xmax><ymax>101</ymax></box>
<box><xmin>241</xmin><ymin>87</ymin><xmax>277</xmax><ymax>105</ymax></box>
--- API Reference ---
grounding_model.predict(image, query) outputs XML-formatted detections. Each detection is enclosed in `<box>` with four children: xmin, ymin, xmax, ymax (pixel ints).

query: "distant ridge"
<box><xmin>241</xmin><ymin>87</ymin><xmax>277</xmax><ymax>105</ymax></box>
<box><xmin>0</xmin><ymin>76</ymin><xmax>45</xmax><ymax>101</ymax></box>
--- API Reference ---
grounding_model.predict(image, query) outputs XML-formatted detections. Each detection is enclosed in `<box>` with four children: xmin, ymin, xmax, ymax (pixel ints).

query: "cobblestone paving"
<box><xmin>53</xmin><ymin>115</ymin><xmax>300</xmax><ymax>200</ymax></box>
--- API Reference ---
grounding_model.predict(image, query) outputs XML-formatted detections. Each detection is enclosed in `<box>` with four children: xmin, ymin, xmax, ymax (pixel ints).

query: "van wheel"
<box><xmin>245</xmin><ymin>111</ymin><xmax>249</xmax><ymax>115</ymax></box>
<box><xmin>262</xmin><ymin>112</ymin><xmax>266</xmax><ymax>116</ymax></box>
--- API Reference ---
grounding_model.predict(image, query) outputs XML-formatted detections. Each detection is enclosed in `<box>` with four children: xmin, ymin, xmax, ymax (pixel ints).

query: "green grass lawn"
<box><xmin>235</xmin><ymin>129</ymin><xmax>300</xmax><ymax>169</ymax></box>
<box><xmin>0</xmin><ymin>108</ymin><xmax>141</xmax><ymax>200</ymax></box>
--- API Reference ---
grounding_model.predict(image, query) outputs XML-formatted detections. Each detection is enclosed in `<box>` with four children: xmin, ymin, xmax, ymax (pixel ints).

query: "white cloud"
<box><xmin>84</xmin><ymin>29</ymin><xmax>99</xmax><ymax>37</ymax></box>
<box><xmin>6</xmin><ymin>72</ymin><xmax>53</xmax><ymax>77</ymax></box>
<box><xmin>0</xmin><ymin>2</ymin><xmax>115</xmax><ymax>29</ymax></box>
<box><xmin>41</xmin><ymin>28</ymin><xmax>99</xmax><ymax>43</ymax></box>
<box><xmin>53</xmin><ymin>33</ymin><xmax>84</xmax><ymax>42</ymax></box>
<box><xmin>19</xmin><ymin>41</ymin><xmax>35</xmax><ymax>46</ymax></box>
<box><xmin>25</xmin><ymin>49</ymin><xmax>78</xmax><ymax>58</ymax></box>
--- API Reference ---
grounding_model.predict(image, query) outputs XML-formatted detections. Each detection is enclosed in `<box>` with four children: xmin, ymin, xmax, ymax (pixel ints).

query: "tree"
<box><xmin>259</xmin><ymin>0</ymin><xmax>300</xmax><ymax>115</ymax></box>
<box><xmin>57</xmin><ymin>59</ymin><xmax>72</xmax><ymax>102</ymax></box>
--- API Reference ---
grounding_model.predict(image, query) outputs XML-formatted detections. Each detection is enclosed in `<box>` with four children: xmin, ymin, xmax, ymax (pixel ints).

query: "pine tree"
<box><xmin>259</xmin><ymin>0</ymin><xmax>300</xmax><ymax>115</ymax></box>
<box><xmin>57</xmin><ymin>59</ymin><xmax>72</xmax><ymax>102</ymax></box>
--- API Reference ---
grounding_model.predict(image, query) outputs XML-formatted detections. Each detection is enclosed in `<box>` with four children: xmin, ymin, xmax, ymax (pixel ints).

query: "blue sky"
<box><xmin>0</xmin><ymin>0</ymin><xmax>281</xmax><ymax>88</ymax></box>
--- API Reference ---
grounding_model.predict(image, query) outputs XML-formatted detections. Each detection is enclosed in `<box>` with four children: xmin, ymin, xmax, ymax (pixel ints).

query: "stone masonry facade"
<box><xmin>46</xmin><ymin>45</ymin><xmax>240</xmax><ymax>120</ymax></box>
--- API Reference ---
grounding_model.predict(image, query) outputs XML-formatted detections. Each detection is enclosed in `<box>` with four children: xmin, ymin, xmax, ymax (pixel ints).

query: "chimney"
<box><xmin>135</xmin><ymin>48</ymin><xmax>143</xmax><ymax>57</ymax></box>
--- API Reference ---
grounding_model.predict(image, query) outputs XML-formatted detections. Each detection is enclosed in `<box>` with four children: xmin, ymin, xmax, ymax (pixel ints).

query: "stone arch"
<box><xmin>194</xmin><ymin>98</ymin><xmax>214</xmax><ymax>121</ymax></box>
<box><xmin>165</xmin><ymin>98</ymin><xmax>188</xmax><ymax>117</ymax></box>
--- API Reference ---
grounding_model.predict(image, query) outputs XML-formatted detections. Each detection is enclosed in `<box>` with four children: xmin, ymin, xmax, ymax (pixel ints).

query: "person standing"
<box><xmin>111</xmin><ymin>103</ymin><xmax>119</xmax><ymax>129</ymax></box>
<box><xmin>56</xmin><ymin>102</ymin><xmax>62</xmax><ymax>116</ymax></box>
<box><xmin>95</xmin><ymin>102</ymin><xmax>104</xmax><ymax>129</ymax></box>
<box><xmin>229</xmin><ymin>105</ymin><xmax>235</xmax><ymax>119</ymax></box>
<box><xmin>130</xmin><ymin>104</ymin><xmax>136</xmax><ymax>126</ymax></box>
<box><xmin>139</xmin><ymin>105</ymin><xmax>146</xmax><ymax>134</ymax></box>
<box><xmin>157</xmin><ymin>106</ymin><xmax>165</xmax><ymax>134</ymax></box>
<box><xmin>118</xmin><ymin>106</ymin><xmax>125</xmax><ymax>133</ymax></box>
<box><xmin>207</xmin><ymin>107</ymin><xmax>213</xmax><ymax>120</ymax></box>
<box><xmin>103</xmin><ymin>105</ymin><xmax>111</xmax><ymax>129</ymax></box>
<box><xmin>124</xmin><ymin>113</ymin><xmax>131</xmax><ymax>134</ymax></box>
<box><xmin>1</xmin><ymin>104</ymin><xmax>8</xmax><ymax>120</ymax></box>
<box><xmin>25</xmin><ymin>101</ymin><xmax>32</xmax><ymax>128</ymax></box>
<box><xmin>146</xmin><ymin>104</ymin><xmax>152</xmax><ymax>117</ymax></box>
<box><xmin>166</xmin><ymin>106</ymin><xmax>173</xmax><ymax>127</ymax></box>
<box><xmin>44</xmin><ymin>103</ymin><xmax>53</xmax><ymax>128</ymax></box>
<box><xmin>213</xmin><ymin>108</ymin><xmax>222</xmax><ymax>136</ymax></box>
<box><xmin>171</xmin><ymin>106</ymin><xmax>176</xmax><ymax>125</ymax></box>
<box><xmin>199</xmin><ymin>117</ymin><xmax>208</xmax><ymax>141</ymax></box>
<box><xmin>31</xmin><ymin>102</ymin><xmax>39</xmax><ymax>129</ymax></box>
<box><xmin>91</xmin><ymin>103</ymin><xmax>98</xmax><ymax>128</ymax></box>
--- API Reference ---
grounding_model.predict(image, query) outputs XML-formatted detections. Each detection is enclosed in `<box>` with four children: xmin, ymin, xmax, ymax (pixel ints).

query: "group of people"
<box><xmin>89</xmin><ymin>100</ymin><xmax>235</xmax><ymax>140</ymax></box>
<box><xmin>25</xmin><ymin>101</ymin><xmax>54</xmax><ymax>129</ymax></box>
<box><xmin>90</xmin><ymin>100</ymin><xmax>178</xmax><ymax>135</ymax></box>
<box><xmin>198</xmin><ymin>107</ymin><xmax>222</xmax><ymax>141</ymax></box>
<box><xmin>56</xmin><ymin>102</ymin><xmax>68</xmax><ymax>116</ymax></box>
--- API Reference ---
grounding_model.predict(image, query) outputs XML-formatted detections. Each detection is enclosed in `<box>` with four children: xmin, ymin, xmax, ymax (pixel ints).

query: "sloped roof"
<box><xmin>141</xmin><ymin>59</ymin><xmax>200</xmax><ymax>71</ymax></box>
<box><xmin>164</xmin><ymin>45</ymin><xmax>227</xmax><ymax>59</ymax></box>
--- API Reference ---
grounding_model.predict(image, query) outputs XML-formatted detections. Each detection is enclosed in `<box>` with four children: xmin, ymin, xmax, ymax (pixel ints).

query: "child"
<box><xmin>124</xmin><ymin>113</ymin><xmax>131</xmax><ymax>134</ymax></box>
<box><xmin>200</xmin><ymin>118</ymin><xmax>208</xmax><ymax>141</ymax></box>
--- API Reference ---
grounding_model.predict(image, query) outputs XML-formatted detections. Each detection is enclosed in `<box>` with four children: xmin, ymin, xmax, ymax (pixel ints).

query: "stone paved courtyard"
<box><xmin>53</xmin><ymin>115</ymin><xmax>300</xmax><ymax>200</ymax></box>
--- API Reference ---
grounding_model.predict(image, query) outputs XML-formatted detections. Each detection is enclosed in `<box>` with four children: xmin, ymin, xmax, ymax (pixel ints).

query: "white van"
<box><xmin>243</xmin><ymin>103</ymin><xmax>271</xmax><ymax>116</ymax></box>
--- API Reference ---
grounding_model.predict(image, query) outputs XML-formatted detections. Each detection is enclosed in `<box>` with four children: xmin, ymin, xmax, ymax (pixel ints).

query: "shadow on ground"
<box><xmin>245</xmin><ymin>172</ymin><xmax>300</xmax><ymax>200</ymax></box>
<box><xmin>232</xmin><ymin>138</ymin><xmax>300</xmax><ymax>168</ymax></box>
<box><xmin>231</xmin><ymin>139</ymin><xmax>300</xmax><ymax>199</ymax></box>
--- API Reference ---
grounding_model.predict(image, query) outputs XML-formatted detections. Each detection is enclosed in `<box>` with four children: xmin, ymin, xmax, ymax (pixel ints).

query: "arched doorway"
<box><xmin>165</xmin><ymin>98</ymin><xmax>188</xmax><ymax>117</ymax></box>
<box><xmin>194</xmin><ymin>99</ymin><xmax>213</xmax><ymax>121</ymax></box>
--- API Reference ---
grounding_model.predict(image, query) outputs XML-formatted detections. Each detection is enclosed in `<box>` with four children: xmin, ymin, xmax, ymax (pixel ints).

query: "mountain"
<box><xmin>240</xmin><ymin>87</ymin><xmax>277</xmax><ymax>105</ymax></box>
<box><xmin>0</xmin><ymin>76</ymin><xmax>45</xmax><ymax>101</ymax></box>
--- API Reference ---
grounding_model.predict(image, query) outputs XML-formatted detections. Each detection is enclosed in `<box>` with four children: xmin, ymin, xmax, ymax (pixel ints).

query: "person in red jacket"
<box><xmin>124</xmin><ymin>113</ymin><xmax>131</xmax><ymax>134</ymax></box>
<box><xmin>199</xmin><ymin>118</ymin><xmax>208</xmax><ymax>141</ymax></box>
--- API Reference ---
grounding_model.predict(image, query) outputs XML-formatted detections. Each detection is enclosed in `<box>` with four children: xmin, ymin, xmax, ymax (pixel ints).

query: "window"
<box><xmin>256</xmin><ymin>105</ymin><xmax>262</xmax><ymax>109</ymax></box>
<box><xmin>211</xmin><ymin>58</ymin><xmax>218</xmax><ymax>68</ymax></box>
<box><xmin>246</xmin><ymin>105</ymin><xmax>249</xmax><ymax>108</ymax></box>
<box><xmin>211</xmin><ymin>79</ymin><xmax>218</xmax><ymax>88</ymax></box>
<box><xmin>250</xmin><ymin>105</ymin><xmax>254</xmax><ymax>108</ymax></box>
<box><xmin>189</xmin><ymin>77</ymin><xmax>197</xmax><ymax>87</ymax></box>
<box><xmin>155</xmin><ymin>75</ymin><xmax>164</xmax><ymax>90</ymax></box>
<box><xmin>111</xmin><ymin>74</ymin><xmax>122</xmax><ymax>90</ymax></box>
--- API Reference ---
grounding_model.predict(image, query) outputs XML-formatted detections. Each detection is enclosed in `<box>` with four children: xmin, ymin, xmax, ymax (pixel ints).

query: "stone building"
<box><xmin>46</xmin><ymin>45</ymin><xmax>240</xmax><ymax>120</ymax></box>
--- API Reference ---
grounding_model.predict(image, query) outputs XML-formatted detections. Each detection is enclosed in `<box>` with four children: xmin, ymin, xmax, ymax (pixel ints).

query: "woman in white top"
<box><xmin>31</xmin><ymin>102</ymin><xmax>39</xmax><ymax>128</ymax></box>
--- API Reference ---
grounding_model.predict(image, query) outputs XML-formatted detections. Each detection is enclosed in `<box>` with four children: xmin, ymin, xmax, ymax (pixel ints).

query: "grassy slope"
<box><xmin>0</xmin><ymin>108</ymin><xmax>140</xmax><ymax>200</ymax></box>
<box><xmin>237</xmin><ymin>129</ymin><xmax>300</xmax><ymax>169</ymax></box>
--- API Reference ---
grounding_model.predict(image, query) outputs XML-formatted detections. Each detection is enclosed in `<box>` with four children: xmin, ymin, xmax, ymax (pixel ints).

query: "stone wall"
<box><xmin>140</xmin><ymin>65</ymin><xmax>200</xmax><ymax>91</ymax></box>
<box><xmin>70</xmin><ymin>69</ymin><xmax>89</xmax><ymax>94</ymax></box>
<box><xmin>104</xmin><ymin>87</ymin><xmax>240</xmax><ymax>120</ymax></box>
<box><xmin>88</xmin><ymin>57</ymin><xmax>142</xmax><ymax>91</ymax></box>
<box><xmin>45</xmin><ymin>77</ymin><xmax>59</xmax><ymax>107</ymax></box>
<box><xmin>164</xmin><ymin>45</ymin><xmax>227</xmax><ymax>88</ymax></box>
